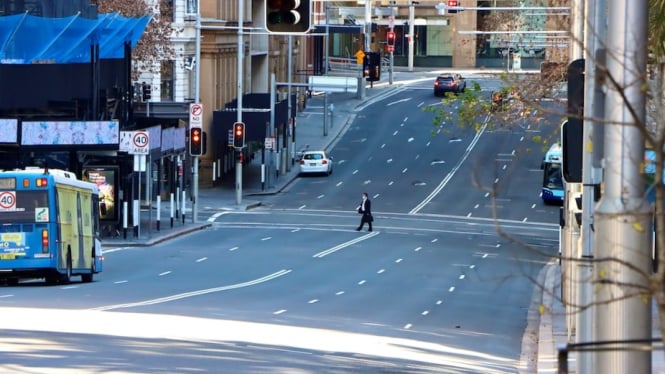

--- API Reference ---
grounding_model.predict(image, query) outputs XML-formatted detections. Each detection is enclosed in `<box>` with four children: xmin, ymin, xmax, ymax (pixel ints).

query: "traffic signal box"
<box><xmin>447</xmin><ymin>0</ymin><xmax>459</xmax><ymax>13</ymax></box>
<box><xmin>266</xmin><ymin>0</ymin><xmax>311</xmax><ymax>34</ymax></box>
<box><xmin>386</xmin><ymin>31</ymin><xmax>395</xmax><ymax>53</ymax></box>
<box><xmin>189</xmin><ymin>127</ymin><xmax>203</xmax><ymax>156</ymax></box>
<box><xmin>363</xmin><ymin>52</ymin><xmax>381</xmax><ymax>82</ymax></box>
<box><xmin>233</xmin><ymin>122</ymin><xmax>245</xmax><ymax>149</ymax></box>
<box><xmin>142</xmin><ymin>83</ymin><xmax>151</xmax><ymax>101</ymax></box>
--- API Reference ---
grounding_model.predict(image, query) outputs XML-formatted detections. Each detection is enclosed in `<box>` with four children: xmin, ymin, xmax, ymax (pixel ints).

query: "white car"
<box><xmin>299</xmin><ymin>150</ymin><xmax>333</xmax><ymax>176</ymax></box>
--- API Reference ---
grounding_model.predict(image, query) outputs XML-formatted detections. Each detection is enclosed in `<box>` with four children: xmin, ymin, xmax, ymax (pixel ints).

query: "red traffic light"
<box><xmin>233</xmin><ymin>122</ymin><xmax>246</xmax><ymax>148</ymax></box>
<box><xmin>447</xmin><ymin>0</ymin><xmax>459</xmax><ymax>13</ymax></box>
<box><xmin>386</xmin><ymin>31</ymin><xmax>395</xmax><ymax>46</ymax></box>
<box><xmin>189</xmin><ymin>127</ymin><xmax>203</xmax><ymax>156</ymax></box>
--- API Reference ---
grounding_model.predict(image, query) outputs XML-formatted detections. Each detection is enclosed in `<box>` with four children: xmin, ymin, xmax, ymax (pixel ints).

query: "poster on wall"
<box><xmin>21</xmin><ymin>121</ymin><xmax>119</xmax><ymax>146</ymax></box>
<box><xmin>83</xmin><ymin>167</ymin><xmax>117</xmax><ymax>221</ymax></box>
<box><xmin>0</xmin><ymin>119</ymin><xmax>18</xmax><ymax>144</ymax></box>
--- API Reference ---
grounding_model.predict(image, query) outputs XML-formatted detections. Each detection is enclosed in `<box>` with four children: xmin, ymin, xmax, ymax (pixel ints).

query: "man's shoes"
<box><xmin>355</xmin><ymin>227</ymin><xmax>361</xmax><ymax>231</ymax></box>
<box><xmin>368</xmin><ymin>229</ymin><xmax>372</xmax><ymax>232</ymax></box>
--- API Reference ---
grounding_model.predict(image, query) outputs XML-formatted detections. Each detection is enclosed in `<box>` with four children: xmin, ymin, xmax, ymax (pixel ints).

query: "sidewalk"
<box><xmin>538</xmin><ymin>263</ymin><xmax>665</xmax><ymax>373</ymax></box>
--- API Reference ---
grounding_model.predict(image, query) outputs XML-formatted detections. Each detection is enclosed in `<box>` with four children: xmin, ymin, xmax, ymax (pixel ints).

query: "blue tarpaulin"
<box><xmin>0</xmin><ymin>12</ymin><xmax>151</xmax><ymax>64</ymax></box>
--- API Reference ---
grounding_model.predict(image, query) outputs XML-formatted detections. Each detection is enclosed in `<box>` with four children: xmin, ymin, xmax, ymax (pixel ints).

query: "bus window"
<box><xmin>0</xmin><ymin>190</ymin><xmax>49</xmax><ymax>224</ymax></box>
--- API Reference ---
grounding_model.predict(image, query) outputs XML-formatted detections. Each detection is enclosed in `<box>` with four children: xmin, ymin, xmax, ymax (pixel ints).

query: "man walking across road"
<box><xmin>356</xmin><ymin>192</ymin><xmax>373</xmax><ymax>232</ymax></box>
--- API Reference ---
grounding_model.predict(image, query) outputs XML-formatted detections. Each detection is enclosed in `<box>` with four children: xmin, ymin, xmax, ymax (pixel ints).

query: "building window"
<box><xmin>161</xmin><ymin>60</ymin><xmax>174</xmax><ymax>101</ymax></box>
<box><xmin>186</xmin><ymin>0</ymin><xmax>197</xmax><ymax>15</ymax></box>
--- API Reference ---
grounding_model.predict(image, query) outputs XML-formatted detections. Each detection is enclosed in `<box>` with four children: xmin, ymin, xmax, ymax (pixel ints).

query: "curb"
<box><xmin>537</xmin><ymin>262</ymin><xmax>559</xmax><ymax>373</ymax></box>
<box><xmin>101</xmin><ymin>223</ymin><xmax>212</xmax><ymax>248</ymax></box>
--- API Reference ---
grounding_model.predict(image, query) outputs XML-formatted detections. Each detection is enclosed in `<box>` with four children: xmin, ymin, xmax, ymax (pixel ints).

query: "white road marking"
<box><xmin>358</xmin><ymin>280</ymin><xmax>366</xmax><ymax>285</ymax></box>
<box><xmin>229</xmin><ymin>246</ymin><xmax>239</xmax><ymax>251</ymax></box>
<box><xmin>377</xmin><ymin>269</ymin><xmax>385</xmax><ymax>274</ymax></box>
<box><xmin>208</xmin><ymin>211</ymin><xmax>231</xmax><ymax>222</ymax></box>
<box><xmin>273</xmin><ymin>309</ymin><xmax>287</xmax><ymax>315</ymax></box>
<box><xmin>261</xmin><ymin>237</ymin><xmax>272</xmax><ymax>241</ymax></box>
<box><xmin>196</xmin><ymin>257</ymin><xmax>207</xmax><ymax>262</ymax></box>
<box><xmin>313</xmin><ymin>232</ymin><xmax>379</xmax><ymax>258</ymax></box>
<box><xmin>308</xmin><ymin>299</ymin><xmax>319</xmax><ymax>304</ymax></box>
<box><xmin>449</xmin><ymin>287</ymin><xmax>455</xmax><ymax>292</ymax></box>
<box><xmin>93</xmin><ymin>269</ymin><xmax>292</xmax><ymax>311</ymax></box>
<box><xmin>159</xmin><ymin>271</ymin><xmax>171</xmax><ymax>276</ymax></box>
<box><xmin>409</xmin><ymin>122</ymin><xmax>488</xmax><ymax>214</ymax></box>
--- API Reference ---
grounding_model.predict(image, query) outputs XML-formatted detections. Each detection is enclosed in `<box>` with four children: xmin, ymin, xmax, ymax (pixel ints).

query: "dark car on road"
<box><xmin>433</xmin><ymin>74</ymin><xmax>466</xmax><ymax>96</ymax></box>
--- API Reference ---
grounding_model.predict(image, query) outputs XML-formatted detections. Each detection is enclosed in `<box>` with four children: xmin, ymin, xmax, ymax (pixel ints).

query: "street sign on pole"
<box><xmin>189</xmin><ymin>103</ymin><xmax>203</xmax><ymax>128</ymax></box>
<box><xmin>129</xmin><ymin>131</ymin><xmax>149</xmax><ymax>155</ymax></box>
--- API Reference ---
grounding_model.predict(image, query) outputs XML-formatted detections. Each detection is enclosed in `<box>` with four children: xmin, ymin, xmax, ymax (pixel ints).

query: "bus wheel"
<box><xmin>6</xmin><ymin>278</ymin><xmax>18</xmax><ymax>286</ymax></box>
<box><xmin>60</xmin><ymin>251</ymin><xmax>72</xmax><ymax>284</ymax></box>
<box><xmin>81</xmin><ymin>262</ymin><xmax>94</xmax><ymax>283</ymax></box>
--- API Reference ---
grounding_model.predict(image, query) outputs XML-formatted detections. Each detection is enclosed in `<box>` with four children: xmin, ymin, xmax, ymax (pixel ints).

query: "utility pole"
<box><xmin>562</xmin><ymin>0</ymin><xmax>585</xmax><ymax>342</ymax></box>
<box><xmin>408</xmin><ymin>1</ymin><xmax>415</xmax><ymax>72</ymax></box>
<box><xmin>578</xmin><ymin>0</ymin><xmax>606</xmax><ymax>372</ymax></box>
<box><xmin>236</xmin><ymin>0</ymin><xmax>244</xmax><ymax>205</ymax></box>
<box><xmin>594</xmin><ymin>1</ymin><xmax>651</xmax><ymax>373</ymax></box>
<box><xmin>192</xmin><ymin>0</ymin><xmax>201</xmax><ymax>223</ymax></box>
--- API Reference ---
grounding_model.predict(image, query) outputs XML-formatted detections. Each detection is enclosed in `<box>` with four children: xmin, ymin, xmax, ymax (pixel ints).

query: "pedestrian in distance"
<box><xmin>356</xmin><ymin>192</ymin><xmax>373</xmax><ymax>232</ymax></box>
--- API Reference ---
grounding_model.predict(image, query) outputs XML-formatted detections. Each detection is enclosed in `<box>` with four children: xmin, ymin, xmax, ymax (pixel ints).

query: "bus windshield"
<box><xmin>543</xmin><ymin>162</ymin><xmax>563</xmax><ymax>189</ymax></box>
<box><xmin>0</xmin><ymin>190</ymin><xmax>49</xmax><ymax>224</ymax></box>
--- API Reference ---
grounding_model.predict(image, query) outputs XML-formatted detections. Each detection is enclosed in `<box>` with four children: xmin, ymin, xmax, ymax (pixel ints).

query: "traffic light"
<box><xmin>363</xmin><ymin>52</ymin><xmax>381</xmax><ymax>82</ymax></box>
<box><xmin>189</xmin><ymin>127</ymin><xmax>203</xmax><ymax>156</ymax></box>
<box><xmin>266</xmin><ymin>0</ymin><xmax>311</xmax><ymax>34</ymax></box>
<box><xmin>386</xmin><ymin>31</ymin><xmax>395</xmax><ymax>46</ymax></box>
<box><xmin>563</xmin><ymin>59</ymin><xmax>585</xmax><ymax>183</ymax></box>
<box><xmin>447</xmin><ymin>0</ymin><xmax>459</xmax><ymax>13</ymax></box>
<box><xmin>142</xmin><ymin>83</ymin><xmax>151</xmax><ymax>101</ymax></box>
<box><xmin>233</xmin><ymin>122</ymin><xmax>245</xmax><ymax>148</ymax></box>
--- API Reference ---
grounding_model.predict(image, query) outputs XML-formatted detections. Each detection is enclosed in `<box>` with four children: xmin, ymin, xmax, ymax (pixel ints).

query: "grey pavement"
<box><xmin>98</xmin><ymin>67</ymin><xmax>663</xmax><ymax>373</ymax></box>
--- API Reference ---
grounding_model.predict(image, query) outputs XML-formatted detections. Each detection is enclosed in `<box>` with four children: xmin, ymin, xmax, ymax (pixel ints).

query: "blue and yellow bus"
<box><xmin>541</xmin><ymin>143</ymin><xmax>564</xmax><ymax>204</ymax></box>
<box><xmin>0</xmin><ymin>168</ymin><xmax>103</xmax><ymax>285</ymax></box>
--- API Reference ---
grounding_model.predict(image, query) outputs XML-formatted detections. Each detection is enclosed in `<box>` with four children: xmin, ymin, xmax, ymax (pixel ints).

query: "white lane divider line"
<box><xmin>313</xmin><ymin>231</ymin><xmax>379</xmax><ymax>258</ymax></box>
<box><xmin>92</xmin><ymin>269</ymin><xmax>292</xmax><ymax>311</ymax></box>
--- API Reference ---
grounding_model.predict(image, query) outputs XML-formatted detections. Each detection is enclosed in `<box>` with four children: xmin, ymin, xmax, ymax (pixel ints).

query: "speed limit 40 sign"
<box><xmin>0</xmin><ymin>191</ymin><xmax>16</xmax><ymax>211</ymax></box>
<box><xmin>130</xmin><ymin>131</ymin><xmax>149</xmax><ymax>155</ymax></box>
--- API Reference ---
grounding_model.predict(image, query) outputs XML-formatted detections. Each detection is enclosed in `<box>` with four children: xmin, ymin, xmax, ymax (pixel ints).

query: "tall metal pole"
<box><xmin>287</xmin><ymin>35</ymin><xmax>293</xmax><ymax>170</ymax></box>
<box><xmin>236</xmin><ymin>0</ymin><xmax>244</xmax><ymax>205</ymax></box>
<box><xmin>408</xmin><ymin>2</ymin><xmax>415</xmax><ymax>72</ymax></box>
<box><xmin>578</xmin><ymin>0</ymin><xmax>606</xmax><ymax>372</ymax></box>
<box><xmin>324</xmin><ymin>2</ymin><xmax>329</xmax><ymax>75</ymax></box>
<box><xmin>563</xmin><ymin>0</ymin><xmax>585</xmax><ymax>340</ymax></box>
<box><xmin>594</xmin><ymin>1</ymin><xmax>651</xmax><ymax>372</ymax></box>
<box><xmin>192</xmin><ymin>0</ymin><xmax>201</xmax><ymax>223</ymax></box>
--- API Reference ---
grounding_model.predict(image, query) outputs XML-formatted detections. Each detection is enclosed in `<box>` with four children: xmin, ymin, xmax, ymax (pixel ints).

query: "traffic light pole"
<box><xmin>594</xmin><ymin>1</ymin><xmax>651</xmax><ymax>372</ymax></box>
<box><xmin>192</xmin><ymin>0</ymin><xmax>201</xmax><ymax>223</ymax></box>
<box><xmin>236</xmin><ymin>0</ymin><xmax>245</xmax><ymax>205</ymax></box>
